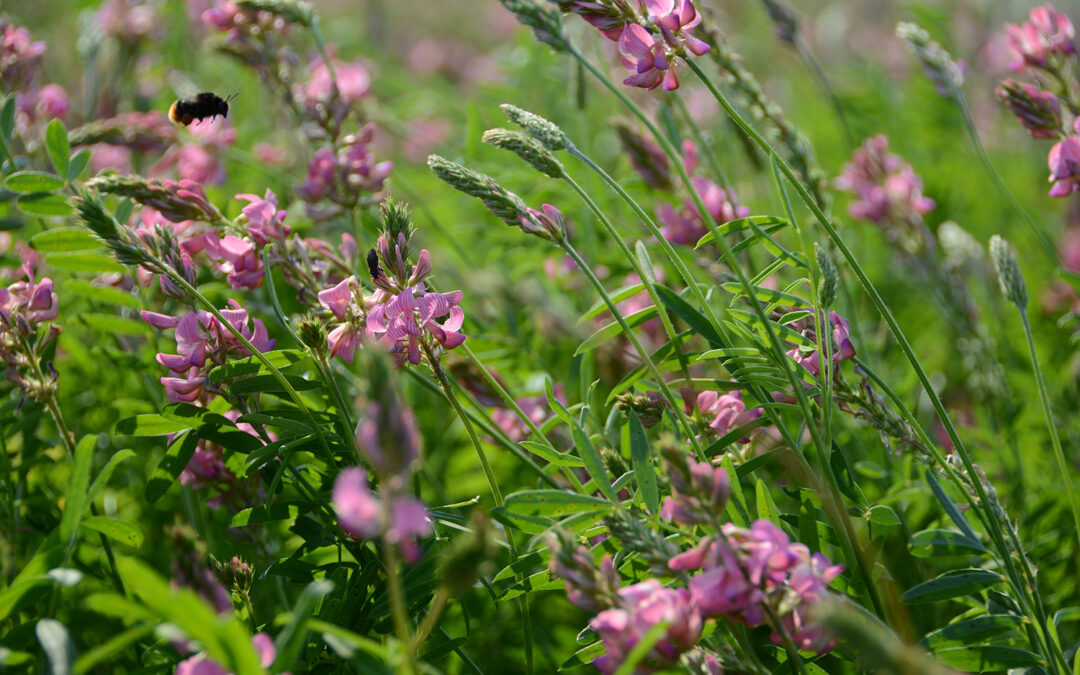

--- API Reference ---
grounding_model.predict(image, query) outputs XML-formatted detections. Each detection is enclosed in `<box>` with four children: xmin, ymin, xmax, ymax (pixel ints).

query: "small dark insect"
<box><xmin>168</xmin><ymin>92</ymin><xmax>236</xmax><ymax>126</ymax></box>
<box><xmin>366</xmin><ymin>248</ymin><xmax>381</xmax><ymax>281</ymax></box>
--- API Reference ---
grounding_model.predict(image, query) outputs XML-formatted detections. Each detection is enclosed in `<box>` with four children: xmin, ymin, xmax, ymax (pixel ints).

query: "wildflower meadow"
<box><xmin>5</xmin><ymin>0</ymin><xmax>1080</xmax><ymax>672</ymax></box>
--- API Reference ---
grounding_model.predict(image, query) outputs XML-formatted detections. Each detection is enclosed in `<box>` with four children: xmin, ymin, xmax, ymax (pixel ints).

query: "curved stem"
<box><xmin>382</xmin><ymin>542</ymin><xmax>416</xmax><ymax>673</ymax></box>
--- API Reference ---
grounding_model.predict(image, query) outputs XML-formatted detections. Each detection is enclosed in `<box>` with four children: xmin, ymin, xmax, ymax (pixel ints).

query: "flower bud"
<box><xmin>482</xmin><ymin>128</ymin><xmax>564</xmax><ymax>178</ymax></box>
<box><xmin>989</xmin><ymin>234</ymin><xmax>1028</xmax><ymax>309</ymax></box>
<box><xmin>814</xmin><ymin>243</ymin><xmax>838</xmax><ymax>309</ymax></box>
<box><xmin>500</xmin><ymin>104</ymin><xmax>571</xmax><ymax>152</ymax></box>
<box><xmin>520</xmin><ymin>204</ymin><xmax>566</xmax><ymax>241</ymax></box>
<box><xmin>614</xmin><ymin>121</ymin><xmax>672</xmax><ymax>191</ymax></box>
<box><xmin>996</xmin><ymin>79</ymin><xmax>1064</xmax><ymax>139</ymax></box>
<box><xmin>498</xmin><ymin>0</ymin><xmax>569</xmax><ymax>52</ymax></box>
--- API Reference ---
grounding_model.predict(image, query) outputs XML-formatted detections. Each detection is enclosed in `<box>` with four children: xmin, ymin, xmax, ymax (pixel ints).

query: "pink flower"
<box><xmin>236</xmin><ymin>189</ymin><xmax>289</xmax><ymax>245</ymax></box>
<box><xmin>785</xmin><ymin>311</ymin><xmax>856</xmax><ymax>377</ymax></box>
<box><xmin>835</xmin><ymin>135</ymin><xmax>934</xmax><ymax>224</ymax></box>
<box><xmin>590</xmin><ymin>580</ymin><xmax>702</xmax><ymax>674</ymax></box>
<box><xmin>34</xmin><ymin>83</ymin><xmax>69</xmax><ymax>120</ymax></box>
<box><xmin>660</xmin><ymin>456</ymin><xmax>730</xmax><ymax>525</ymax></box>
<box><xmin>175</xmin><ymin>632</ymin><xmax>277</xmax><ymax>675</ymax></box>
<box><xmin>333</xmin><ymin>467</ymin><xmax>382</xmax><ymax>539</ymax></box>
<box><xmin>317</xmin><ymin>276</ymin><xmax>371</xmax><ymax>363</ymax></box>
<box><xmin>355</xmin><ymin>400</ymin><xmax>421</xmax><ymax>479</ymax></box>
<box><xmin>1049</xmin><ymin>135</ymin><xmax>1080</xmax><ymax>196</ymax></box>
<box><xmin>366</xmin><ymin>246</ymin><xmax>466</xmax><ymax>365</ymax></box>
<box><xmin>332</xmin><ymin>466</ymin><xmax>431</xmax><ymax>564</ymax></box>
<box><xmin>201</xmin><ymin>233</ymin><xmax>264</xmax><ymax>289</ymax></box>
<box><xmin>695</xmin><ymin>389</ymin><xmax>761</xmax><ymax>437</ymax></box>
<box><xmin>1005</xmin><ymin>5</ymin><xmax>1076</xmax><ymax>71</ymax></box>
<box><xmin>0</xmin><ymin>22</ymin><xmax>45</xmax><ymax>90</ymax></box>
<box><xmin>655</xmin><ymin>177</ymin><xmax>749</xmax><ymax>245</ymax></box>
<box><xmin>88</xmin><ymin>144</ymin><xmax>133</xmax><ymax>174</ymax></box>
<box><xmin>305</xmin><ymin>57</ymin><xmax>370</xmax><ymax>104</ymax></box>
<box><xmin>296</xmin><ymin>148</ymin><xmax>337</xmax><ymax>202</ymax></box>
<box><xmin>617</xmin><ymin>0</ymin><xmax>710</xmax><ymax>91</ymax></box>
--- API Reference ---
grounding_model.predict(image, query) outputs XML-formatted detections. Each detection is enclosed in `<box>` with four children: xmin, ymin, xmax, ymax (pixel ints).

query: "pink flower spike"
<box><xmin>333</xmin><ymin>467</ymin><xmax>381</xmax><ymax>539</ymax></box>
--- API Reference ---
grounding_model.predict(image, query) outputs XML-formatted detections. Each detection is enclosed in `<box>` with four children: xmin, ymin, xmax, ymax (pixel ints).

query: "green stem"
<box><xmin>382</xmin><ymin>542</ymin><xmax>416</xmax><ymax>673</ymax></box>
<box><xmin>1019</xmin><ymin>312</ymin><xmax>1080</xmax><ymax>556</ymax></box>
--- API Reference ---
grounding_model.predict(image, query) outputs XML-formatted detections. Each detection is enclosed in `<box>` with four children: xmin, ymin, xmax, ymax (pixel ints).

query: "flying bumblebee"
<box><xmin>168</xmin><ymin>92</ymin><xmax>236</xmax><ymax>126</ymax></box>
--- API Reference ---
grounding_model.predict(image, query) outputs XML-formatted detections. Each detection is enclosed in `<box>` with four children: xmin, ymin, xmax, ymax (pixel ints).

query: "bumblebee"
<box><xmin>367</xmin><ymin>248</ymin><xmax>381</xmax><ymax>281</ymax></box>
<box><xmin>168</xmin><ymin>92</ymin><xmax>235</xmax><ymax>126</ymax></box>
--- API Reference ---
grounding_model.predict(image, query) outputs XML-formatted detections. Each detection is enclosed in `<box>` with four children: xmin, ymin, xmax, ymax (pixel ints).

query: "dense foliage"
<box><xmin>3</xmin><ymin>0</ymin><xmax>1080</xmax><ymax>673</ymax></box>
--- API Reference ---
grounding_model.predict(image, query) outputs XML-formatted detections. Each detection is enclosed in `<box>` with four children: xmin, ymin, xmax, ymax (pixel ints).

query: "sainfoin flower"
<box><xmin>996</xmin><ymin>79</ymin><xmax>1064</xmax><ymax>139</ymax></box>
<box><xmin>317</xmin><ymin>276</ymin><xmax>370</xmax><ymax>363</ymax></box>
<box><xmin>618</xmin><ymin>0</ymin><xmax>710</xmax><ymax>91</ymax></box>
<box><xmin>332</xmin><ymin>467</ymin><xmax>431</xmax><ymax>564</ymax></box>
<box><xmin>835</xmin><ymin>135</ymin><xmax>934</xmax><ymax>224</ymax></box>
<box><xmin>1005</xmin><ymin>5</ymin><xmax>1076</xmax><ymax>71</ymax></box>
<box><xmin>142</xmin><ymin>300</ymin><xmax>275</xmax><ymax>403</ymax></box>
<box><xmin>670</xmin><ymin>519</ymin><xmax>843</xmax><ymax>653</ymax></box>
<box><xmin>175</xmin><ymin>631</ymin><xmax>277</xmax><ymax>674</ymax></box>
<box><xmin>1048</xmin><ymin>126</ymin><xmax>1080</xmax><ymax>197</ymax></box>
<box><xmin>693</xmin><ymin>388</ymin><xmax>762</xmax><ymax>437</ymax></box>
<box><xmin>366</xmin><ymin>241</ymin><xmax>466</xmax><ymax>365</ymax></box>
<box><xmin>590</xmin><ymin>580</ymin><xmax>703</xmax><ymax>674</ymax></box>
<box><xmin>655</xmin><ymin>176</ymin><xmax>750</xmax><ymax>245</ymax></box>
<box><xmin>785</xmin><ymin>311</ymin><xmax>856</xmax><ymax>377</ymax></box>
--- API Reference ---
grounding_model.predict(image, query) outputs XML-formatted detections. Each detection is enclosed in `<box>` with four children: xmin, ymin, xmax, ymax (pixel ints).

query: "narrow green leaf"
<box><xmin>574</xmin><ymin>307</ymin><xmax>657</xmax><ymax>356</ymax></box>
<box><xmin>60</xmin><ymin>435</ymin><xmax>97</xmax><ymax>551</ymax></box>
<box><xmin>902</xmin><ymin>569</ymin><xmax>1004</xmax><ymax>604</ymax></box>
<box><xmin>29</xmin><ymin>227</ymin><xmax>99</xmax><ymax>252</ymax></box>
<box><xmin>931</xmin><ymin>645</ymin><xmax>1044</xmax><ymax>670</ymax></box>
<box><xmin>628</xmin><ymin>412</ymin><xmax>659</xmax><ymax>517</ymax></box>
<box><xmin>921</xmin><ymin>614</ymin><xmax>1024</xmax><ymax>649</ymax></box>
<box><xmin>73</xmin><ymin>623</ymin><xmax>154</xmax><ymax>675</ymax></box>
<box><xmin>925</xmin><ymin>469</ymin><xmax>981</xmax><ymax>543</ymax></box>
<box><xmin>909</xmin><ymin>529</ymin><xmax>987</xmax><ymax>558</ymax></box>
<box><xmin>66</xmin><ymin>280</ymin><xmax>140</xmax><ymax>307</ymax></box>
<box><xmin>86</xmin><ymin>449</ymin><xmax>135</xmax><ymax>506</ymax></box>
<box><xmin>231</xmin><ymin>504</ymin><xmax>301</xmax><ymax>527</ymax></box>
<box><xmin>519</xmin><ymin>440</ymin><xmax>585</xmax><ymax>467</ymax></box>
<box><xmin>6</xmin><ymin>170</ymin><xmax>65</xmax><ymax>193</ymax></box>
<box><xmin>721</xmin><ymin>282</ymin><xmax>812</xmax><ymax>308</ymax></box>
<box><xmin>206</xmin><ymin>350</ymin><xmax>308</xmax><ymax>382</ymax></box>
<box><xmin>504</xmin><ymin>490</ymin><xmax>612</xmax><ymax>517</ymax></box>
<box><xmin>160</xmin><ymin>402</ymin><xmax>233</xmax><ymax>428</ymax></box>
<box><xmin>80</xmin><ymin>517</ymin><xmax>143</xmax><ymax>548</ymax></box>
<box><xmin>0</xmin><ymin>95</ymin><xmax>15</xmax><ymax>140</ymax></box>
<box><xmin>272</xmin><ymin>580</ymin><xmax>334</xmax><ymax>674</ymax></box>
<box><xmin>144</xmin><ymin>432</ymin><xmax>198</xmax><ymax>503</ymax></box>
<box><xmin>694</xmin><ymin>215</ymin><xmax>790</xmax><ymax>247</ymax></box>
<box><xmin>114</xmin><ymin>414</ymin><xmax>191</xmax><ymax>436</ymax></box>
<box><xmin>868</xmin><ymin>505</ymin><xmax>901</xmax><ymax>528</ymax></box>
<box><xmin>578</xmin><ymin>284</ymin><xmax>644</xmax><ymax>323</ymax></box>
<box><xmin>45</xmin><ymin>119</ymin><xmax>70</xmax><ymax>177</ymax></box>
<box><xmin>655</xmin><ymin>284</ymin><xmax>724</xmax><ymax>348</ymax></box>
<box><xmin>568</xmin><ymin>415</ymin><xmax>617</xmax><ymax>502</ymax></box>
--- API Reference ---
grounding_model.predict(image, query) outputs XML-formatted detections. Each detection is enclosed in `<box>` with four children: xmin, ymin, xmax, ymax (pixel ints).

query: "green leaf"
<box><xmin>519</xmin><ymin>440</ymin><xmax>584</xmax><ymax>467</ymax></box>
<box><xmin>574</xmin><ymin>307</ymin><xmax>658</xmax><ymax>355</ymax></box>
<box><xmin>902</xmin><ymin>569</ymin><xmax>1004</xmax><ymax>604</ymax></box>
<box><xmin>80</xmin><ymin>516</ymin><xmax>144</xmax><ymax>548</ymax></box>
<box><xmin>567</xmin><ymin>412</ymin><xmax>617</xmax><ymax>502</ymax></box>
<box><xmin>144</xmin><ymin>432</ymin><xmax>198</xmax><ymax>503</ymax></box>
<box><xmin>65</xmin><ymin>280</ymin><xmax>140</xmax><ymax>308</ymax></box>
<box><xmin>921</xmin><ymin>614</ymin><xmax>1024</xmax><ymax>650</ymax></box>
<box><xmin>909</xmin><ymin>529</ymin><xmax>987</xmax><ymax>558</ymax></box>
<box><xmin>79</xmin><ymin>313</ymin><xmax>149</xmax><ymax>336</ymax></box>
<box><xmin>931</xmin><ymin>645</ymin><xmax>1044</xmax><ymax>671</ymax></box>
<box><xmin>0</xmin><ymin>95</ymin><xmax>15</xmax><ymax>140</ymax></box>
<box><xmin>45</xmin><ymin>252</ymin><xmax>125</xmax><ymax>274</ymax></box>
<box><xmin>45</xmin><ymin>119</ymin><xmax>71</xmax><ymax>177</ymax></box>
<box><xmin>86</xmin><ymin>449</ymin><xmax>135</xmax><ymax>506</ymax></box>
<box><xmin>30</xmin><ymin>227</ymin><xmax>100</xmax><ymax>252</ymax></box>
<box><xmin>614</xmin><ymin>619</ymin><xmax>670</xmax><ymax>675</ymax></box>
<box><xmin>60</xmin><ymin>435</ymin><xmax>97</xmax><ymax>553</ymax></box>
<box><xmin>231</xmin><ymin>504</ymin><xmax>301</xmax><ymax>527</ymax></box>
<box><xmin>925</xmin><ymin>469</ymin><xmax>981</xmax><ymax>543</ymax></box>
<box><xmin>578</xmin><ymin>284</ymin><xmax>645</xmax><ymax>323</ymax></box>
<box><xmin>272</xmin><ymin>580</ymin><xmax>334</xmax><ymax>674</ymax></box>
<box><xmin>73</xmin><ymin>623</ymin><xmax>154</xmax><ymax>675</ymax></box>
<box><xmin>227</xmin><ymin>373</ymin><xmax>321</xmax><ymax>395</ymax></box>
<box><xmin>655</xmin><ymin>284</ymin><xmax>724</xmax><ymax>348</ymax></box>
<box><xmin>867</xmin><ymin>505</ymin><xmax>901</xmax><ymax>528</ymax></box>
<box><xmin>721</xmin><ymin>281</ymin><xmax>812</xmax><ymax>308</ymax></box>
<box><xmin>18</xmin><ymin>192</ymin><xmax>73</xmax><ymax>217</ymax></box>
<box><xmin>206</xmin><ymin>350</ymin><xmax>308</xmax><ymax>382</ymax></box>
<box><xmin>67</xmin><ymin>148</ymin><xmax>91</xmax><ymax>181</ymax></box>
<box><xmin>0</xmin><ymin>533</ymin><xmax>62</xmax><ymax>622</ymax></box>
<box><xmin>628</xmin><ymin>412</ymin><xmax>659</xmax><ymax>518</ymax></box>
<box><xmin>694</xmin><ymin>215</ymin><xmax>790</xmax><ymax>247</ymax></box>
<box><xmin>36</xmin><ymin>619</ymin><xmax>74</xmax><ymax>675</ymax></box>
<box><xmin>160</xmin><ymin>402</ymin><xmax>233</xmax><ymax>428</ymax></box>
<box><xmin>6</xmin><ymin>170</ymin><xmax>65</xmax><ymax>193</ymax></box>
<box><xmin>116</xmin><ymin>557</ymin><xmax>261</xmax><ymax>675</ymax></box>
<box><xmin>503</xmin><ymin>490</ymin><xmax>613</xmax><ymax>518</ymax></box>
<box><xmin>114</xmin><ymin>414</ymin><xmax>192</xmax><ymax>436</ymax></box>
